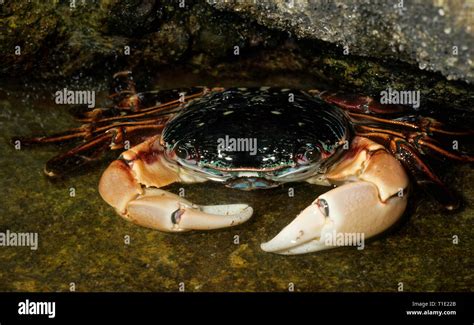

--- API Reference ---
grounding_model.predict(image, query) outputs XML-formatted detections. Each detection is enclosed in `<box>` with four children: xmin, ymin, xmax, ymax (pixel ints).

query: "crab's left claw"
<box><xmin>261</xmin><ymin>181</ymin><xmax>407</xmax><ymax>254</ymax></box>
<box><xmin>260</xmin><ymin>198</ymin><xmax>327</xmax><ymax>254</ymax></box>
<box><xmin>261</xmin><ymin>137</ymin><xmax>410</xmax><ymax>255</ymax></box>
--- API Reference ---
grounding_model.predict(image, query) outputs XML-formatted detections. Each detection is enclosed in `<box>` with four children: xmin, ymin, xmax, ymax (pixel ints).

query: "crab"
<box><xmin>16</xmin><ymin>71</ymin><xmax>473</xmax><ymax>255</ymax></box>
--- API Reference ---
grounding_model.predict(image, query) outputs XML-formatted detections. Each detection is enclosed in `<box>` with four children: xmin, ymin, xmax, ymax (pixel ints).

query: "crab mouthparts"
<box><xmin>224</xmin><ymin>176</ymin><xmax>279</xmax><ymax>191</ymax></box>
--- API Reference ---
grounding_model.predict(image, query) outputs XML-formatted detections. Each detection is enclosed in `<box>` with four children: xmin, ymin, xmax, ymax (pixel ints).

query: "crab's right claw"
<box><xmin>99</xmin><ymin>138</ymin><xmax>253</xmax><ymax>232</ymax></box>
<box><xmin>126</xmin><ymin>189</ymin><xmax>253</xmax><ymax>232</ymax></box>
<box><xmin>99</xmin><ymin>159</ymin><xmax>253</xmax><ymax>232</ymax></box>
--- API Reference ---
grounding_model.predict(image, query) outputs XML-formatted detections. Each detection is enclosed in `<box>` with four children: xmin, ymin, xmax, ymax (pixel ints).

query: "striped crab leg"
<box><xmin>12</xmin><ymin>84</ymin><xmax>213</xmax><ymax>177</ymax></box>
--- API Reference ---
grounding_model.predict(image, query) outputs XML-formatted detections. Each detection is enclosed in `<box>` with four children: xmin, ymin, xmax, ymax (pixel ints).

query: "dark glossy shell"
<box><xmin>162</xmin><ymin>88</ymin><xmax>352</xmax><ymax>170</ymax></box>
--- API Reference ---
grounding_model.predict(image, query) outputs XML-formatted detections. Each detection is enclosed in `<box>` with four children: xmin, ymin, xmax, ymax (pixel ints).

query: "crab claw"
<box><xmin>261</xmin><ymin>181</ymin><xmax>407</xmax><ymax>255</ymax></box>
<box><xmin>125</xmin><ymin>189</ymin><xmax>253</xmax><ymax>232</ymax></box>
<box><xmin>99</xmin><ymin>138</ymin><xmax>254</xmax><ymax>232</ymax></box>
<box><xmin>260</xmin><ymin>202</ymin><xmax>326</xmax><ymax>253</ymax></box>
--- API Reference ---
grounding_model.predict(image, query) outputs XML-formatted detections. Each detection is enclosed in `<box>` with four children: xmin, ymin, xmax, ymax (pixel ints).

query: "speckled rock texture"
<box><xmin>1</xmin><ymin>1</ymin><xmax>473</xmax><ymax>109</ymax></box>
<box><xmin>212</xmin><ymin>0</ymin><xmax>474</xmax><ymax>83</ymax></box>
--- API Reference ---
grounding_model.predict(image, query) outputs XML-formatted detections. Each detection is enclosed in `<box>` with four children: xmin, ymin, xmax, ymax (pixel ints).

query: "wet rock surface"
<box><xmin>1</xmin><ymin>1</ymin><xmax>473</xmax><ymax>109</ymax></box>
<box><xmin>0</xmin><ymin>1</ymin><xmax>277</xmax><ymax>79</ymax></box>
<box><xmin>213</xmin><ymin>0</ymin><xmax>474</xmax><ymax>83</ymax></box>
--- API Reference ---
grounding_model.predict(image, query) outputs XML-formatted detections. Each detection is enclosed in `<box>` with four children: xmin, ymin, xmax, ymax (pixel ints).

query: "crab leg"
<box><xmin>315</xmin><ymin>91</ymin><xmax>408</xmax><ymax>115</ymax></box>
<box><xmin>99</xmin><ymin>136</ymin><xmax>253</xmax><ymax>232</ymax></box>
<box><xmin>314</xmin><ymin>89</ymin><xmax>473</xmax><ymax>138</ymax></box>
<box><xmin>261</xmin><ymin>137</ymin><xmax>409</xmax><ymax>254</ymax></box>
<box><xmin>78</xmin><ymin>87</ymin><xmax>208</xmax><ymax>123</ymax></box>
<box><xmin>42</xmin><ymin>124</ymin><xmax>164</xmax><ymax>177</ymax></box>
<box><xmin>12</xmin><ymin>118</ymin><xmax>168</xmax><ymax>147</ymax></box>
<box><xmin>355</xmin><ymin>125</ymin><xmax>474</xmax><ymax>162</ymax></box>
<box><xmin>349</xmin><ymin>112</ymin><xmax>473</xmax><ymax>138</ymax></box>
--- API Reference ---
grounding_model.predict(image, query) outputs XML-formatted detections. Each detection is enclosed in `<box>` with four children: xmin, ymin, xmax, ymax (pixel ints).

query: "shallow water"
<box><xmin>0</xmin><ymin>76</ymin><xmax>472</xmax><ymax>292</ymax></box>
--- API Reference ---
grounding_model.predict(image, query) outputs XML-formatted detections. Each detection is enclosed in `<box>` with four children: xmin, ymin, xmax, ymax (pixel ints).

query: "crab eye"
<box><xmin>175</xmin><ymin>145</ymin><xmax>199</xmax><ymax>165</ymax></box>
<box><xmin>176</xmin><ymin>147</ymin><xmax>189</xmax><ymax>160</ymax></box>
<box><xmin>294</xmin><ymin>146</ymin><xmax>321</xmax><ymax>165</ymax></box>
